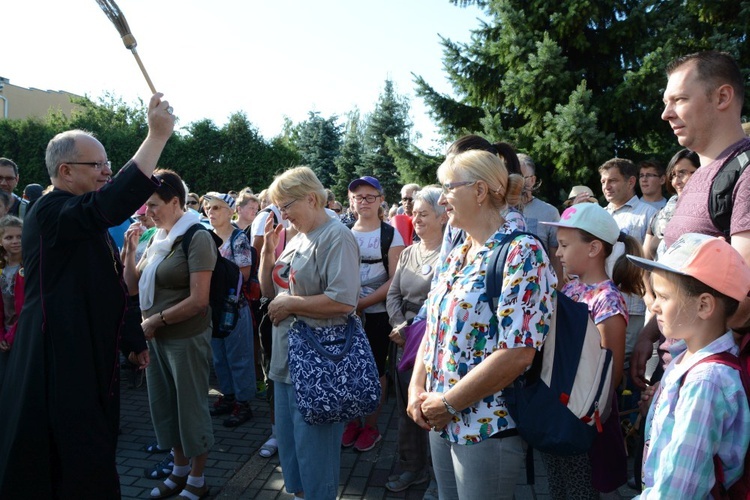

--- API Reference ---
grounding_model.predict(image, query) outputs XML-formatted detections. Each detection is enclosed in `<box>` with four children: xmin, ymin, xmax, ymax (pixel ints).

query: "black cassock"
<box><xmin>0</xmin><ymin>163</ymin><xmax>157</xmax><ymax>499</ymax></box>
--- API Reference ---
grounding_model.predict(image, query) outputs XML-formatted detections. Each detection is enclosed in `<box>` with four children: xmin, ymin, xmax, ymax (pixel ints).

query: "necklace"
<box><xmin>415</xmin><ymin>242</ymin><xmax>439</xmax><ymax>275</ymax></box>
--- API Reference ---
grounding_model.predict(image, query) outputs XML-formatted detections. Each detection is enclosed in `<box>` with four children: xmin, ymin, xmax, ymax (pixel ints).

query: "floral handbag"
<box><xmin>287</xmin><ymin>314</ymin><xmax>381</xmax><ymax>425</ymax></box>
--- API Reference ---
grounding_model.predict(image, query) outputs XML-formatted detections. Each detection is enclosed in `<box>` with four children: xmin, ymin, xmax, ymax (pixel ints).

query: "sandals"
<box><xmin>143</xmin><ymin>440</ymin><xmax>170</xmax><ymax>454</ymax></box>
<box><xmin>258</xmin><ymin>436</ymin><xmax>278</xmax><ymax>458</ymax></box>
<box><xmin>149</xmin><ymin>473</ymin><xmax>187</xmax><ymax>499</ymax></box>
<box><xmin>179</xmin><ymin>483</ymin><xmax>210</xmax><ymax>499</ymax></box>
<box><xmin>385</xmin><ymin>469</ymin><xmax>429</xmax><ymax>492</ymax></box>
<box><xmin>144</xmin><ymin>451</ymin><xmax>174</xmax><ymax>479</ymax></box>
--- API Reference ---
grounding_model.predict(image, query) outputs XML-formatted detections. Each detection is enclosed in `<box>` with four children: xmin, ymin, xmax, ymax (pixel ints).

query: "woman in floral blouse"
<box><xmin>408</xmin><ymin>149</ymin><xmax>557</xmax><ymax>499</ymax></box>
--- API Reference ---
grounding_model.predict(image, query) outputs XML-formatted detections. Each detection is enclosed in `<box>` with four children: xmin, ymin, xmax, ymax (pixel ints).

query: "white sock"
<box><xmin>178</xmin><ymin>475</ymin><xmax>205</xmax><ymax>499</ymax></box>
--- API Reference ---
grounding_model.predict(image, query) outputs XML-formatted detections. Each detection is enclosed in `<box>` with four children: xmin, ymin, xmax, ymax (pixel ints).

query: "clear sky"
<box><xmin>4</xmin><ymin>0</ymin><xmax>486</xmax><ymax>152</ymax></box>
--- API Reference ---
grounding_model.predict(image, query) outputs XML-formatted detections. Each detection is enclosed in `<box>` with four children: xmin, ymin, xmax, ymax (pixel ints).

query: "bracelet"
<box><xmin>442</xmin><ymin>394</ymin><xmax>460</xmax><ymax>417</ymax></box>
<box><xmin>159</xmin><ymin>311</ymin><xmax>168</xmax><ymax>326</ymax></box>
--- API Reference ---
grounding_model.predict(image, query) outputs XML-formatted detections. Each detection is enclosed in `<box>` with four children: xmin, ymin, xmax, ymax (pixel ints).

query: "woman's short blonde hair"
<box><xmin>268</xmin><ymin>166</ymin><xmax>327</xmax><ymax>208</ymax></box>
<box><xmin>437</xmin><ymin>150</ymin><xmax>523</xmax><ymax>210</ymax></box>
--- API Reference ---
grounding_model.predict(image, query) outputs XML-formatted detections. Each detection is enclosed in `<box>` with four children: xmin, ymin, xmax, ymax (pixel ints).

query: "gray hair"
<box><xmin>45</xmin><ymin>129</ymin><xmax>94</xmax><ymax>178</ymax></box>
<box><xmin>414</xmin><ymin>185</ymin><xmax>445</xmax><ymax>216</ymax></box>
<box><xmin>517</xmin><ymin>153</ymin><xmax>536</xmax><ymax>174</ymax></box>
<box><xmin>400</xmin><ymin>183</ymin><xmax>421</xmax><ymax>197</ymax></box>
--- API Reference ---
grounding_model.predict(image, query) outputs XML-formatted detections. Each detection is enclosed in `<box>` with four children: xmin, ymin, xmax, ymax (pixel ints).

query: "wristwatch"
<box><xmin>442</xmin><ymin>394</ymin><xmax>460</xmax><ymax>417</ymax></box>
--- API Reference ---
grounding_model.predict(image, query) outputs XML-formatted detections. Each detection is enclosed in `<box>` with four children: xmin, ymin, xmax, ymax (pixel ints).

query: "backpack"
<box><xmin>486</xmin><ymin>230</ymin><xmax>614</xmax><ymax>455</ymax></box>
<box><xmin>710</xmin><ymin>150</ymin><xmax>750</xmax><ymax>241</ymax></box>
<box><xmin>181</xmin><ymin>224</ymin><xmax>243</xmax><ymax>339</ymax></box>
<box><xmin>678</xmin><ymin>336</ymin><xmax>750</xmax><ymax>499</ymax></box>
<box><xmin>347</xmin><ymin>220</ymin><xmax>395</xmax><ymax>273</ymax></box>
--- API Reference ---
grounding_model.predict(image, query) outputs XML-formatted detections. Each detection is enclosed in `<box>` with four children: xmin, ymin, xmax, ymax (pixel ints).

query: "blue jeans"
<box><xmin>211</xmin><ymin>305</ymin><xmax>256</xmax><ymax>401</ymax></box>
<box><xmin>274</xmin><ymin>381</ymin><xmax>344</xmax><ymax>499</ymax></box>
<box><xmin>429</xmin><ymin>431</ymin><xmax>526</xmax><ymax>500</ymax></box>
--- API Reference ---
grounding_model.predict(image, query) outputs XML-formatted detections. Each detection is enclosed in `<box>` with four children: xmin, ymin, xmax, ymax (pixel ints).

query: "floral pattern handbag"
<box><xmin>287</xmin><ymin>314</ymin><xmax>381</xmax><ymax>425</ymax></box>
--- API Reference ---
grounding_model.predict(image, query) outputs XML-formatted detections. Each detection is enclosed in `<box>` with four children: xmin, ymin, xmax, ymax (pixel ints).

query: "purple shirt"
<box><xmin>664</xmin><ymin>137</ymin><xmax>750</xmax><ymax>247</ymax></box>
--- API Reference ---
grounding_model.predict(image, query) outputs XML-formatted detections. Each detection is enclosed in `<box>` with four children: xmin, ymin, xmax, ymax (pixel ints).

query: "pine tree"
<box><xmin>418</xmin><ymin>0</ymin><xmax>750</xmax><ymax>202</ymax></box>
<box><xmin>334</xmin><ymin>111</ymin><xmax>365</xmax><ymax>202</ymax></box>
<box><xmin>295</xmin><ymin>112</ymin><xmax>343</xmax><ymax>189</ymax></box>
<box><xmin>361</xmin><ymin>80</ymin><xmax>412</xmax><ymax>204</ymax></box>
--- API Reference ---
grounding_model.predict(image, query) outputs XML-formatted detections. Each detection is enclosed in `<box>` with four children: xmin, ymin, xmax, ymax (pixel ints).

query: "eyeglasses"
<box><xmin>333</xmin><ymin>208</ymin><xmax>342</xmax><ymax>213</ymax></box>
<box><xmin>671</xmin><ymin>169</ymin><xmax>695</xmax><ymax>181</ymax></box>
<box><xmin>0</xmin><ymin>176</ymin><xmax>17</xmax><ymax>184</ymax></box>
<box><xmin>65</xmin><ymin>161</ymin><xmax>112</xmax><ymax>171</ymax></box>
<box><xmin>441</xmin><ymin>180</ymin><xmax>476</xmax><ymax>194</ymax></box>
<box><xmin>186</xmin><ymin>200</ymin><xmax>199</xmax><ymax>206</ymax></box>
<box><xmin>279</xmin><ymin>199</ymin><xmax>298</xmax><ymax>213</ymax></box>
<box><xmin>638</xmin><ymin>173</ymin><xmax>662</xmax><ymax>180</ymax></box>
<box><xmin>401</xmin><ymin>197</ymin><xmax>413</xmax><ymax>203</ymax></box>
<box><xmin>351</xmin><ymin>194</ymin><xmax>380</xmax><ymax>204</ymax></box>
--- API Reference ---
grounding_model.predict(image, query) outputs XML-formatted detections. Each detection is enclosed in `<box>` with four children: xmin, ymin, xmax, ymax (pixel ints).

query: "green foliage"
<box><xmin>333</xmin><ymin>111</ymin><xmax>365</xmax><ymax>202</ymax></box>
<box><xmin>417</xmin><ymin>0</ymin><xmax>750</xmax><ymax>204</ymax></box>
<box><xmin>295</xmin><ymin>112</ymin><xmax>343</xmax><ymax>189</ymax></box>
<box><xmin>361</xmin><ymin>80</ymin><xmax>413</xmax><ymax>203</ymax></box>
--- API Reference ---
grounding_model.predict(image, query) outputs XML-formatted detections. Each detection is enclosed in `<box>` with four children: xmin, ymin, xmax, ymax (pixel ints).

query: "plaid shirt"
<box><xmin>639</xmin><ymin>332</ymin><xmax>750</xmax><ymax>498</ymax></box>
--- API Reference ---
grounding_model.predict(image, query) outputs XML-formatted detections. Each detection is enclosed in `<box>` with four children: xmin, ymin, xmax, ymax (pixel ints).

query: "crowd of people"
<box><xmin>0</xmin><ymin>50</ymin><xmax>749</xmax><ymax>500</ymax></box>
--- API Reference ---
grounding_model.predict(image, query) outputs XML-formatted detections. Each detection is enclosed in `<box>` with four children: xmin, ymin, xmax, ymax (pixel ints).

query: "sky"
<box><xmin>4</xmin><ymin>0</ymin><xmax>487</xmax><ymax>152</ymax></box>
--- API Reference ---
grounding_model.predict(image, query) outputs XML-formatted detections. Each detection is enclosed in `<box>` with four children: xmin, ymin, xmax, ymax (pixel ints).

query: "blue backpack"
<box><xmin>487</xmin><ymin>230</ymin><xmax>614</xmax><ymax>455</ymax></box>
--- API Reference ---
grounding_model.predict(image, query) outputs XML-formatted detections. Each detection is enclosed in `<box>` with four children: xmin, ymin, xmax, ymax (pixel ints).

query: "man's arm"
<box><xmin>630</xmin><ymin>315</ymin><xmax>661</xmax><ymax>390</ymax></box>
<box><xmin>131</xmin><ymin>93</ymin><xmax>175</xmax><ymax>177</ymax></box>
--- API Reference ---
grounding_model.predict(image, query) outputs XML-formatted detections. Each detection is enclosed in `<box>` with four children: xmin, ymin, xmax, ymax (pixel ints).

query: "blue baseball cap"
<box><xmin>348</xmin><ymin>176</ymin><xmax>382</xmax><ymax>192</ymax></box>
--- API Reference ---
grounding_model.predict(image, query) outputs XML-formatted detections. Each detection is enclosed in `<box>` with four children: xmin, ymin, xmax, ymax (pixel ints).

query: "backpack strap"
<box><xmin>380</xmin><ymin>221</ymin><xmax>395</xmax><ymax>273</ymax></box>
<box><xmin>678</xmin><ymin>350</ymin><xmax>749</xmax><ymax>498</ymax></box>
<box><xmin>228</xmin><ymin>228</ymin><xmax>241</xmax><ymax>261</ymax></box>
<box><xmin>710</xmin><ymin>150</ymin><xmax>750</xmax><ymax>240</ymax></box>
<box><xmin>486</xmin><ymin>230</ymin><xmax>533</xmax><ymax>310</ymax></box>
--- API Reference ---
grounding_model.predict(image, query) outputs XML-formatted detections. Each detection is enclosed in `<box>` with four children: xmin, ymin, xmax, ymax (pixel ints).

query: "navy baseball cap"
<box><xmin>348</xmin><ymin>176</ymin><xmax>382</xmax><ymax>192</ymax></box>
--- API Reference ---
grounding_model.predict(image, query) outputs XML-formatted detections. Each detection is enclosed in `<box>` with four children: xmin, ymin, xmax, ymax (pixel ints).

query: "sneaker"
<box><xmin>385</xmin><ymin>469</ymin><xmax>430</xmax><ymax>492</ymax></box>
<box><xmin>341</xmin><ymin>421</ymin><xmax>361</xmax><ymax>447</ymax></box>
<box><xmin>209</xmin><ymin>395</ymin><xmax>235</xmax><ymax>416</ymax></box>
<box><xmin>354</xmin><ymin>424</ymin><xmax>381</xmax><ymax>452</ymax></box>
<box><xmin>223</xmin><ymin>401</ymin><xmax>253</xmax><ymax>427</ymax></box>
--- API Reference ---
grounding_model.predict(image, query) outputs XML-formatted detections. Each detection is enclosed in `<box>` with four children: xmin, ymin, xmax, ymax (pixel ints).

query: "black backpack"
<box><xmin>181</xmin><ymin>224</ymin><xmax>243</xmax><ymax>338</ymax></box>
<box><xmin>347</xmin><ymin>220</ymin><xmax>395</xmax><ymax>273</ymax></box>
<box><xmin>710</xmin><ymin>150</ymin><xmax>750</xmax><ymax>241</ymax></box>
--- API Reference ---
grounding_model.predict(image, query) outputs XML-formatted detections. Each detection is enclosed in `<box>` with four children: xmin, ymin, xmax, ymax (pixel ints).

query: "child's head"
<box><xmin>628</xmin><ymin>233</ymin><xmax>750</xmax><ymax>336</ymax></box>
<box><xmin>0</xmin><ymin>215</ymin><xmax>23</xmax><ymax>266</ymax></box>
<box><xmin>542</xmin><ymin>203</ymin><xmax>644</xmax><ymax>294</ymax></box>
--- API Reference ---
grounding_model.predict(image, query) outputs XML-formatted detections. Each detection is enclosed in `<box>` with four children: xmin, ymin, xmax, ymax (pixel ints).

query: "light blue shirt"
<box><xmin>639</xmin><ymin>332</ymin><xmax>750</xmax><ymax>498</ymax></box>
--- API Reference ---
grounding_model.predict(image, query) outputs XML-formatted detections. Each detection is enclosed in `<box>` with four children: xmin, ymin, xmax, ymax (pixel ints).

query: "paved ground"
<box><xmin>116</xmin><ymin>365</ymin><xmax>640</xmax><ymax>499</ymax></box>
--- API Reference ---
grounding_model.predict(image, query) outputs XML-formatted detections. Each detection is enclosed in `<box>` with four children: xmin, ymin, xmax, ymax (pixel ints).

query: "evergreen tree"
<box><xmin>361</xmin><ymin>79</ymin><xmax>412</xmax><ymax>203</ymax></box>
<box><xmin>333</xmin><ymin>111</ymin><xmax>365</xmax><ymax>201</ymax></box>
<box><xmin>295</xmin><ymin>111</ymin><xmax>343</xmax><ymax>189</ymax></box>
<box><xmin>418</xmin><ymin>0</ymin><xmax>750</xmax><ymax>202</ymax></box>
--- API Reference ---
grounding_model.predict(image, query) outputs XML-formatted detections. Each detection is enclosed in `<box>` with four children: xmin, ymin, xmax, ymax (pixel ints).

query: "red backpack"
<box><xmin>679</xmin><ymin>335</ymin><xmax>750</xmax><ymax>499</ymax></box>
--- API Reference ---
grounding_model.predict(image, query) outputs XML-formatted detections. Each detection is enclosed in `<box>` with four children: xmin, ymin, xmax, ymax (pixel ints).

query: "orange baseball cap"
<box><xmin>627</xmin><ymin>233</ymin><xmax>750</xmax><ymax>302</ymax></box>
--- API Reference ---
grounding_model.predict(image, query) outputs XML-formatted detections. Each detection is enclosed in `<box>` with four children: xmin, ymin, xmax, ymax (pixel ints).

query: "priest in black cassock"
<box><xmin>0</xmin><ymin>93</ymin><xmax>175</xmax><ymax>499</ymax></box>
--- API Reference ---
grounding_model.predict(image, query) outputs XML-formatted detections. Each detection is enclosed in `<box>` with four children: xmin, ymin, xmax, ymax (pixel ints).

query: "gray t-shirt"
<box><xmin>269</xmin><ymin>217</ymin><xmax>360</xmax><ymax>384</ymax></box>
<box><xmin>522</xmin><ymin>197</ymin><xmax>560</xmax><ymax>251</ymax></box>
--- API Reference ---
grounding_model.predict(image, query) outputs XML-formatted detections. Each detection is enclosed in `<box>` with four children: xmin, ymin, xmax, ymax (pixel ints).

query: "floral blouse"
<box><xmin>561</xmin><ymin>279</ymin><xmax>628</xmax><ymax>326</ymax></box>
<box><xmin>423</xmin><ymin>227</ymin><xmax>557</xmax><ymax>445</ymax></box>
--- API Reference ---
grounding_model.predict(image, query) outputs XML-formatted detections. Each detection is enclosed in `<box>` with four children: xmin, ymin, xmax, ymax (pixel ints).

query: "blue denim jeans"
<box><xmin>429</xmin><ymin>431</ymin><xmax>526</xmax><ymax>500</ymax></box>
<box><xmin>211</xmin><ymin>305</ymin><xmax>256</xmax><ymax>401</ymax></box>
<box><xmin>274</xmin><ymin>381</ymin><xmax>344</xmax><ymax>499</ymax></box>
